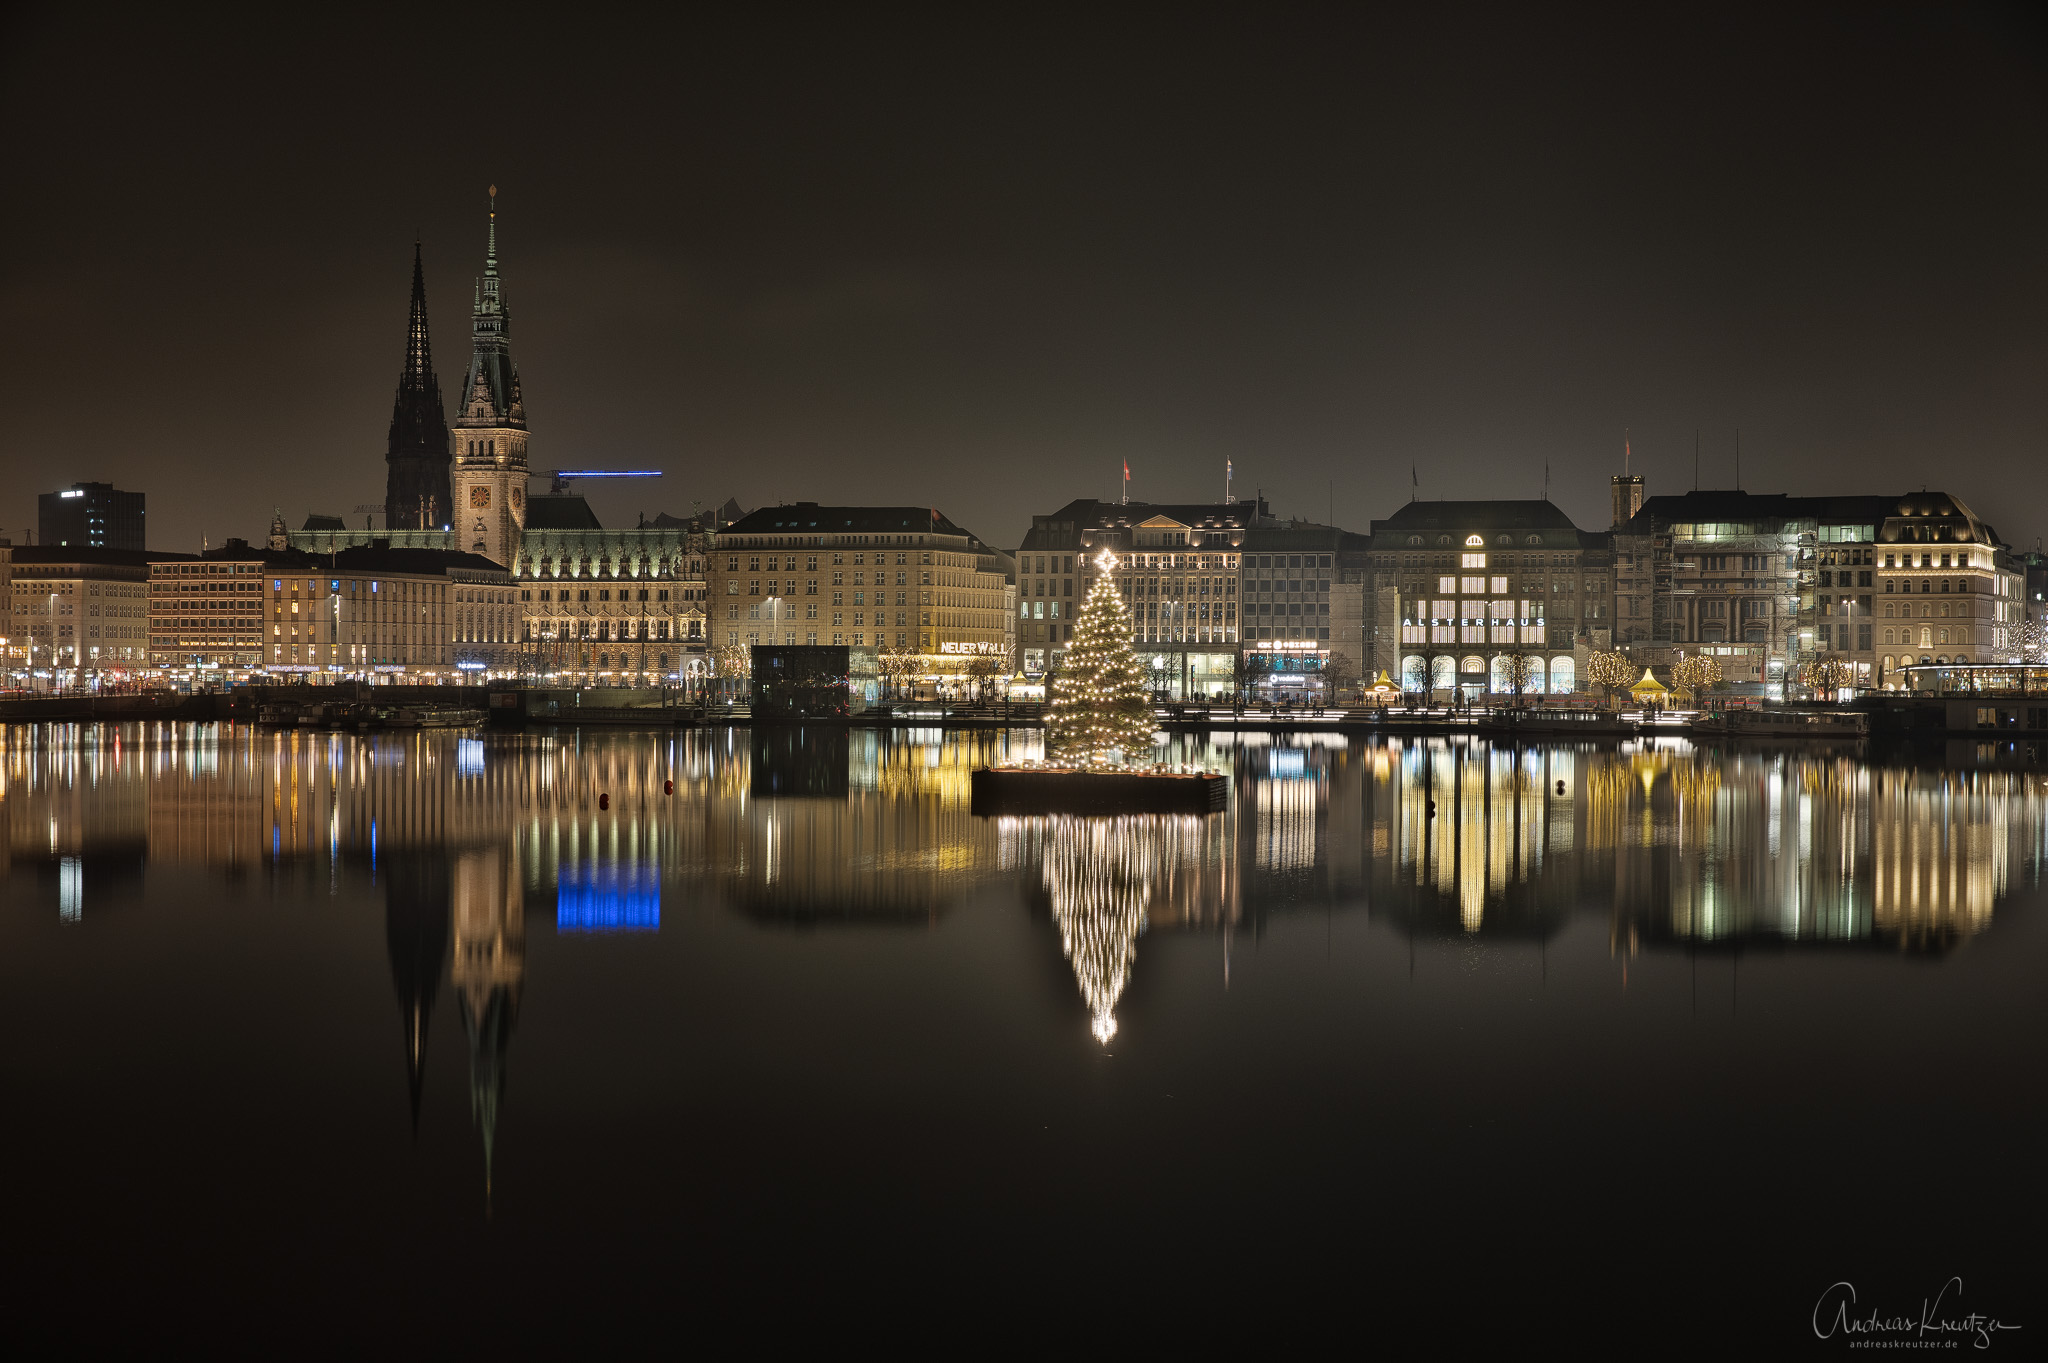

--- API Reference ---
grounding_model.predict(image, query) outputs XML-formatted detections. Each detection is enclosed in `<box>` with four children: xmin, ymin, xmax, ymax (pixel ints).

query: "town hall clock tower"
<box><xmin>449</xmin><ymin>186</ymin><xmax>529</xmax><ymax>566</ymax></box>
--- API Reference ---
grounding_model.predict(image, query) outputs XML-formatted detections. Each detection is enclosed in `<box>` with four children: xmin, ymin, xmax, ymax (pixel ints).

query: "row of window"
<box><xmin>1883</xmin><ymin>578</ymin><xmax>1971</xmax><ymax>594</ymax></box>
<box><xmin>1402</xmin><ymin>626</ymin><xmax>1553</xmax><ymax>644</ymax></box>
<box><xmin>528</xmin><ymin>587</ymin><xmax>679</xmax><ymax>602</ymax></box>
<box><xmin>522</xmin><ymin>620</ymin><xmax>690</xmax><ymax>640</ymax></box>
<box><xmin>727</xmin><ymin>630</ymin><xmax>905</xmax><ymax>648</ymax></box>
<box><xmin>1242</xmin><ymin>626</ymin><xmax>1326</xmax><ymax>640</ymax></box>
<box><xmin>728</xmin><ymin>551</ymin><xmax>938</xmax><ymax>572</ymax></box>
<box><xmin>1395</xmin><ymin>552</ymin><xmax>1584</xmax><ymax>568</ymax></box>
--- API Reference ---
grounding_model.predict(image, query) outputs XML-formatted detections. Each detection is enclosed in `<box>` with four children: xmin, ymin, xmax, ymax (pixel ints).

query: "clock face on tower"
<box><xmin>470</xmin><ymin>486</ymin><xmax>491</xmax><ymax>508</ymax></box>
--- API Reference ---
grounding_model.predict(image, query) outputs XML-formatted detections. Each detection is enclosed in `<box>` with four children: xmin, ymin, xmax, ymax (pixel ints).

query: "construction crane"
<box><xmin>529</xmin><ymin>469</ymin><xmax>664</xmax><ymax>496</ymax></box>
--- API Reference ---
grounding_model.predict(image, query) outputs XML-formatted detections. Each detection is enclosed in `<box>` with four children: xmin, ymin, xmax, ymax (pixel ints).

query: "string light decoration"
<box><xmin>1038</xmin><ymin>815</ymin><xmax>1164</xmax><ymax>1042</ymax></box>
<box><xmin>1045</xmin><ymin>549</ymin><xmax>1157</xmax><ymax>766</ymax></box>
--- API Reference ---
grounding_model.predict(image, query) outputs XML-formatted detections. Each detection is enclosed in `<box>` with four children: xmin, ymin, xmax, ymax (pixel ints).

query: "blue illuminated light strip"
<box><xmin>557</xmin><ymin>862</ymin><xmax>661</xmax><ymax>933</ymax></box>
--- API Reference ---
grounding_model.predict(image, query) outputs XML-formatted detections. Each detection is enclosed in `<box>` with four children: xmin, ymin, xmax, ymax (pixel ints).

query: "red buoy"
<box><xmin>663</xmin><ymin>779</ymin><xmax>673</xmax><ymax>795</ymax></box>
<box><xmin>599</xmin><ymin>793</ymin><xmax>610</xmax><ymax>810</ymax></box>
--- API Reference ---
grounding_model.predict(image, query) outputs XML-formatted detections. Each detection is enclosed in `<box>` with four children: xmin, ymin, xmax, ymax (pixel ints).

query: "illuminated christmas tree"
<box><xmin>1045</xmin><ymin>550</ymin><xmax>1156</xmax><ymax>766</ymax></box>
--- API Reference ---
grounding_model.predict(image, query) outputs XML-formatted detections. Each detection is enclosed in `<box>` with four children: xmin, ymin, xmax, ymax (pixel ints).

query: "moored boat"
<box><xmin>1693</xmin><ymin>709</ymin><xmax>1869</xmax><ymax>738</ymax></box>
<box><xmin>1477</xmin><ymin>708</ymin><xmax>1634</xmax><ymax>735</ymax></box>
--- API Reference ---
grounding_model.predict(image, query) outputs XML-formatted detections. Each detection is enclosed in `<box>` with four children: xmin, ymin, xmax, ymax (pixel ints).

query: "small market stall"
<box><xmin>1629</xmin><ymin>669</ymin><xmax>1671</xmax><ymax>710</ymax></box>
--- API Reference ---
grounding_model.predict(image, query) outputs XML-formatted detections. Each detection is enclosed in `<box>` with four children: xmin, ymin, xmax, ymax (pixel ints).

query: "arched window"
<box><xmin>1490</xmin><ymin>655</ymin><xmax>1511</xmax><ymax>692</ymax></box>
<box><xmin>1549</xmin><ymin>656</ymin><xmax>1575</xmax><ymax>693</ymax></box>
<box><xmin>1402</xmin><ymin>654</ymin><xmax>1427</xmax><ymax>690</ymax></box>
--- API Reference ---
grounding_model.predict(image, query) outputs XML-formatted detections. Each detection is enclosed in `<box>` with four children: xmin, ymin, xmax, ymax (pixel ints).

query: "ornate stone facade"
<box><xmin>449</xmin><ymin>188</ymin><xmax>529</xmax><ymax>567</ymax></box>
<box><xmin>513</xmin><ymin>523</ymin><xmax>715</xmax><ymax>682</ymax></box>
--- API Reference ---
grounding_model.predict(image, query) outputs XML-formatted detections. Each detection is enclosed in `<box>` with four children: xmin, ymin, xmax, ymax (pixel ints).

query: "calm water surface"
<box><xmin>4</xmin><ymin>722</ymin><xmax>2043</xmax><ymax>1349</ymax></box>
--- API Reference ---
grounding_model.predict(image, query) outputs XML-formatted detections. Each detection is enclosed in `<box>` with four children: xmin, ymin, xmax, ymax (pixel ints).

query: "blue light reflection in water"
<box><xmin>556</xmin><ymin>861</ymin><xmax>661</xmax><ymax>933</ymax></box>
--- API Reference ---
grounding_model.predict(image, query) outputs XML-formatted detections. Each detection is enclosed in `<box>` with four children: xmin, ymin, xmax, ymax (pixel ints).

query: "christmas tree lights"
<box><xmin>1041</xmin><ymin>816</ymin><xmax>1155</xmax><ymax>1042</ymax></box>
<box><xmin>1045</xmin><ymin>549</ymin><xmax>1157</xmax><ymax>766</ymax></box>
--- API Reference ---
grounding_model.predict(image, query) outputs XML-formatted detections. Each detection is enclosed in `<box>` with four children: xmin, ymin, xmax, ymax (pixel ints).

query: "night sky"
<box><xmin>2</xmin><ymin>7</ymin><xmax>2042</xmax><ymax>554</ymax></box>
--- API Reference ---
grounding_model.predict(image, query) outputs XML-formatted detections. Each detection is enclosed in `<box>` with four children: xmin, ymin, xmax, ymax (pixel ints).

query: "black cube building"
<box><xmin>39</xmin><ymin>482</ymin><xmax>146</xmax><ymax>551</ymax></box>
<box><xmin>750</xmin><ymin>645</ymin><xmax>879</xmax><ymax>720</ymax></box>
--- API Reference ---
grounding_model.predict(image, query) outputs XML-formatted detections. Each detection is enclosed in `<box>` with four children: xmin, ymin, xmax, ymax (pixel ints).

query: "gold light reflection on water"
<box><xmin>1360</xmin><ymin>739</ymin><xmax>2043</xmax><ymax>952</ymax></box>
<box><xmin>4</xmin><ymin>724</ymin><xmax>2044</xmax><ymax>966</ymax></box>
<box><xmin>451</xmin><ymin>844</ymin><xmax>522</xmax><ymax>1199</ymax></box>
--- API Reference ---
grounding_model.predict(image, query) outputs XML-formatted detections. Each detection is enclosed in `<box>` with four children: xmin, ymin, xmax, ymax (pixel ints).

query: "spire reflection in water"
<box><xmin>383</xmin><ymin>849</ymin><xmax>449</xmax><ymax>1137</ymax></box>
<box><xmin>451</xmin><ymin>846</ymin><xmax>523</xmax><ymax>1205</ymax></box>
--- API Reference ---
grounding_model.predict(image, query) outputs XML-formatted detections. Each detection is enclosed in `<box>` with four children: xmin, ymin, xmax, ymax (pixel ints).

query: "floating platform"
<box><xmin>970</xmin><ymin>766</ymin><xmax>1228</xmax><ymax>816</ymax></box>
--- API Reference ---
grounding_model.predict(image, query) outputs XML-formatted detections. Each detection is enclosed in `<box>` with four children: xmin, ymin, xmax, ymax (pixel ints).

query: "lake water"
<box><xmin>4</xmin><ymin>722</ymin><xmax>2042</xmax><ymax>1350</ymax></box>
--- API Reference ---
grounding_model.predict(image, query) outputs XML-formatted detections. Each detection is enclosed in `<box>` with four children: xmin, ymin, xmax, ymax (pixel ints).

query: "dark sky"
<box><xmin>2</xmin><ymin>6</ymin><xmax>2043</xmax><ymax>554</ymax></box>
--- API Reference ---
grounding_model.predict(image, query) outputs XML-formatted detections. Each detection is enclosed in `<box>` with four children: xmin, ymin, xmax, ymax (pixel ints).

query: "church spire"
<box><xmin>457</xmin><ymin>185</ymin><xmax>522</xmax><ymax>430</ymax></box>
<box><xmin>449</xmin><ymin>186</ymin><xmax>530</xmax><ymax>565</ymax></box>
<box><xmin>384</xmin><ymin>241</ymin><xmax>452</xmax><ymax>530</ymax></box>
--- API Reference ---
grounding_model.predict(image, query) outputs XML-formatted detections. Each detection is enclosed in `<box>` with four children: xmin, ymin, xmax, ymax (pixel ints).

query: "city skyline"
<box><xmin>7</xmin><ymin>9</ymin><xmax>2045</xmax><ymax>1350</ymax></box>
<box><xmin>2</xmin><ymin>9</ymin><xmax>2041</xmax><ymax>559</ymax></box>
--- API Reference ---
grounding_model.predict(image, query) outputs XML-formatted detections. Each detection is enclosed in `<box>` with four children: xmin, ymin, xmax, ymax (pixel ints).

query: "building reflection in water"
<box><xmin>1353</xmin><ymin>738</ymin><xmax>2047</xmax><ymax>957</ymax></box>
<box><xmin>9</xmin><ymin>720</ymin><xmax>2048</xmax><ymax>1197</ymax></box>
<box><xmin>0</xmin><ymin>722</ymin><xmax>148</xmax><ymax>919</ymax></box>
<box><xmin>383</xmin><ymin>850</ymin><xmax>449</xmax><ymax>1136</ymax></box>
<box><xmin>452</xmin><ymin>846</ymin><xmax>523</xmax><ymax>1204</ymax></box>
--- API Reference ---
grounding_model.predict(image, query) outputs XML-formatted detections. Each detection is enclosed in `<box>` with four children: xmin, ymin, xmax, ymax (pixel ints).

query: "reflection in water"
<box><xmin>1350</xmin><ymin>739</ymin><xmax>2044</xmax><ymax>956</ymax></box>
<box><xmin>6</xmin><ymin>722</ymin><xmax>2048</xmax><ymax>1195</ymax></box>
<box><xmin>1002</xmin><ymin>816</ymin><xmax>1226</xmax><ymax>1042</ymax></box>
<box><xmin>383</xmin><ymin>850</ymin><xmax>448</xmax><ymax>1136</ymax></box>
<box><xmin>453</xmin><ymin>846</ymin><xmax>523</xmax><ymax>1204</ymax></box>
<box><xmin>557</xmin><ymin>861</ymin><xmax>660</xmax><ymax>933</ymax></box>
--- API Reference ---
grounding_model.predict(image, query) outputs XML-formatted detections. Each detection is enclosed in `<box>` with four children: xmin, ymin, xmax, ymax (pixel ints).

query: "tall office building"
<box><xmin>38</xmin><ymin>482</ymin><xmax>145</xmax><ymax>551</ymax></box>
